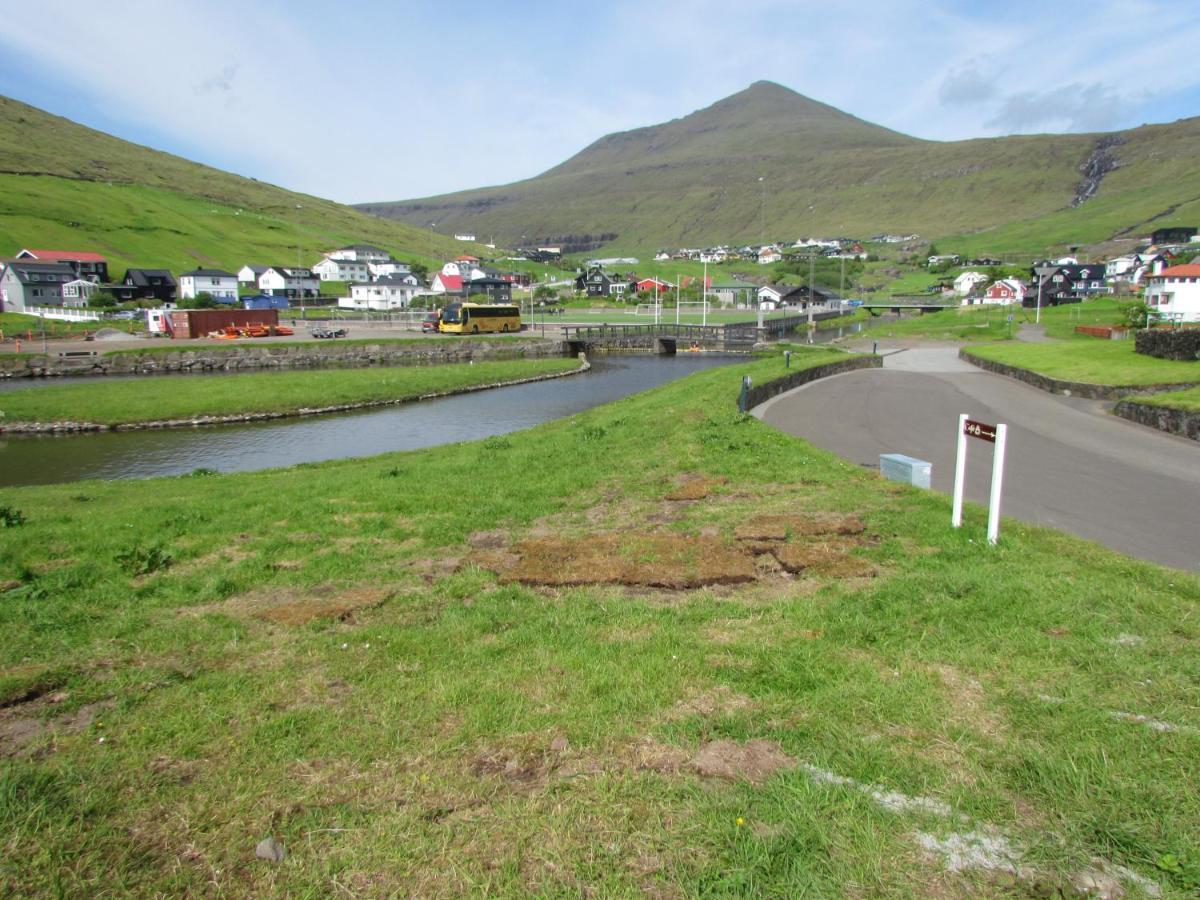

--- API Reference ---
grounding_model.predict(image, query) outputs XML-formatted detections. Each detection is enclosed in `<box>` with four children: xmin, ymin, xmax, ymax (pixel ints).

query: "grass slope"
<box><xmin>964</xmin><ymin>340</ymin><xmax>1200</xmax><ymax>387</ymax></box>
<box><xmin>0</xmin><ymin>358</ymin><xmax>581</xmax><ymax>426</ymax></box>
<box><xmin>0</xmin><ymin>96</ymin><xmax>488</xmax><ymax>274</ymax></box>
<box><xmin>0</xmin><ymin>347</ymin><xmax>1196</xmax><ymax>895</ymax></box>
<box><xmin>361</xmin><ymin>82</ymin><xmax>1200</xmax><ymax>257</ymax></box>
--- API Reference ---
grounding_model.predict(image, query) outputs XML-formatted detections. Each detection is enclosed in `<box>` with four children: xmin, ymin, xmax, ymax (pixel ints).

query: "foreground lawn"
<box><xmin>964</xmin><ymin>340</ymin><xmax>1200</xmax><ymax>386</ymax></box>
<box><xmin>0</xmin><ymin>357</ymin><xmax>581</xmax><ymax>426</ymax></box>
<box><xmin>0</xmin><ymin>347</ymin><xmax>1196</xmax><ymax>896</ymax></box>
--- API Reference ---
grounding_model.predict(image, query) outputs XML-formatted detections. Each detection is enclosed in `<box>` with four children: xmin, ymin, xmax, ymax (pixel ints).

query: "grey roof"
<box><xmin>4</xmin><ymin>262</ymin><xmax>77</xmax><ymax>283</ymax></box>
<box><xmin>181</xmin><ymin>268</ymin><xmax>236</xmax><ymax>277</ymax></box>
<box><xmin>124</xmin><ymin>268</ymin><xmax>177</xmax><ymax>286</ymax></box>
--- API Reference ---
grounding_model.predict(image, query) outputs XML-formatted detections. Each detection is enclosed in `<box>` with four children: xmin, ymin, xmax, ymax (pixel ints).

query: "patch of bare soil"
<box><xmin>932</xmin><ymin>664</ymin><xmax>1007</xmax><ymax>739</ymax></box>
<box><xmin>0</xmin><ymin>698</ymin><xmax>113</xmax><ymax>758</ymax></box>
<box><xmin>665</xmin><ymin>685</ymin><xmax>754</xmax><ymax>720</ymax></box>
<box><xmin>467</xmin><ymin>529</ymin><xmax>509</xmax><ymax>549</ymax></box>
<box><xmin>497</xmin><ymin>533</ymin><xmax>757</xmax><ymax>589</ymax></box>
<box><xmin>627</xmin><ymin>738</ymin><xmax>693</xmax><ymax>775</ymax></box>
<box><xmin>691</xmin><ymin>739</ymin><xmax>796</xmax><ymax>784</ymax></box>
<box><xmin>770</xmin><ymin>543</ymin><xmax>878</xmax><ymax>578</ymax></box>
<box><xmin>174</xmin><ymin>545</ymin><xmax>255</xmax><ymax>575</ymax></box>
<box><xmin>183</xmin><ymin>585</ymin><xmax>392</xmax><ymax>626</ymax></box>
<box><xmin>735</xmin><ymin>513</ymin><xmax>866</xmax><ymax>541</ymax></box>
<box><xmin>665</xmin><ymin>475</ymin><xmax>727</xmax><ymax>502</ymax></box>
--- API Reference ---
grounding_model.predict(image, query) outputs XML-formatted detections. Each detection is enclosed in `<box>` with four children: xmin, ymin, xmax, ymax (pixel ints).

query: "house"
<box><xmin>178</xmin><ymin>269</ymin><xmax>239</xmax><ymax>302</ymax></box>
<box><xmin>1026</xmin><ymin>264</ymin><xmax>1109</xmax><ymax>306</ymax></box>
<box><xmin>757</xmin><ymin>284</ymin><xmax>830</xmax><ymax>309</ymax></box>
<box><xmin>312</xmin><ymin>256</ymin><xmax>370</xmax><ymax>282</ymax></box>
<box><xmin>953</xmin><ymin>271</ymin><xmax>990</xmax><ymax>295</ymax></box>
<box><xmin>453</xmin><ymin>233</ymin><xmax>476</xmax><ymax>242</ymax></box>
<box><xmin>654</xmin><ymin>251</ymin><xmax>671</xmax><ymax>261</ymax></box>
<box><xmin>368</xmin><ymin>259</ymin><xmax>411</xmax><ymax>279</ymax></box>
<box><xmin>0</xmin><ymin>261</ymin><xmax>76</xmax><ymax>311</ymax></box>
<box><xmin>463</xmin><ymin>276</ymin><xmax>513</xmax><ymax>304</ymax></box>
<box><xmin>328</xmin><ymin>244</ymin><xmax>390</xmax><ymax>264</ymax></box>
<box><xmin>1105</xmin><ymin>255</ymin><xmax>1139</xmax><ymax>281</ymax></box>
<box><xmin>237</xmin><ymin>265</ymin><xmax>270</xmax><ymax>286</ymax></box>
<box><xmin>1143</xmin><ymin>264</ymin><xmax>1200</xmax><ymax>323</ymax></box>
<box><xmin>114</xmin><ymin>269</ymin><xmax>177</xmax><ymax>304</ymax></box>
<box><xmin>982</xmin><ymin>279</ymin><xmax>1026</xmax><ymax>305</ymax></box>
<box><xmin>341</xmin><ymin>276</ymin><xmax>422</xmax><ymax>311</ymax></box>
<box><xmin>578</xmin><ymin>267</ymin><xmax>628</xmax><ymax>298</ymax></box>
<box><xmin>757</xmin><ymin>248</ymin><xmax>782</xmax><ymax>265</ymax></box>
<box><xmin>441</xmin><ymin>255</ymin><xmax>480</xmax><ymax>278</ymax></box>
<box><xmin>15</xmin><ymin>249</ymin><xmax>109</xmax><ymax>283</ymax></box>
<box><xmin>258</xmin><ymin>267</ymin><xmax>319</xmax><ymax>298</ymax></box>
<box><xmin>61</xmin><ymin>278</ymin><xmax>101</xmax><ymax>305</ymax></box>
<box><xmin>928</xmin><ymin>254</ymin><xmax>960</xmax><ymax>266</ymax></box>
<box><xmin>1129</xmin><ymin>251</ymin><xmax>1172</xmax><ymax>284</ymax></box>
<box><xmin>430</xmin><ymin>272</ymin><xmax>464</xmax><ymax>296</ymax></box>
<box><xmin>633</xmin><ymin>277</ymin><xmax>674</xmax><ymax>295</ymax></box>
<box><xmin>709</xmin><ymin>279</ymin><xmax>758</xmax><ymax>308</ymax></box>
<box><xmin>1151</xmin><ymin>227</ymin><xmax>1196</xmax><ymax>246</ymax></box>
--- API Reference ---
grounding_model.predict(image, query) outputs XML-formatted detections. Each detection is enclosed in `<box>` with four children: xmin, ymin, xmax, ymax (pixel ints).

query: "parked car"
<box><xmin>421</xmin><ymin>313</ymin><xmax>439</xmax><ymax>333</ymax></box>
<box><xmin>310</xmin><ymin>326</ymin><xmax>347</xmax><ymax>339</ymax></box>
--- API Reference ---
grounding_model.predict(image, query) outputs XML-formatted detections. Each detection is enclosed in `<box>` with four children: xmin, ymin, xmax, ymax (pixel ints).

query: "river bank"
<box><xmin>0</xmin><ymin>346</ymin><xmax>1195</xmax><ymax>896</ymax></box>
<box><xmin>0</xmin><ymin>356</ymin><xmax>587</xmax><ymax>432</ymax></box>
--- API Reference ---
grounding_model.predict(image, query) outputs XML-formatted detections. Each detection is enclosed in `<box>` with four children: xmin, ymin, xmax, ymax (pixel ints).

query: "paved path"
<box><xmin>1016</xmin><ymin>323</ymin><xmax>1051</xmax><ymax>342</ymax></box>
<box><xmin>756</xmin><ymin>345</ymin><xmax>1200</xmax><ymax>571</ymax></box>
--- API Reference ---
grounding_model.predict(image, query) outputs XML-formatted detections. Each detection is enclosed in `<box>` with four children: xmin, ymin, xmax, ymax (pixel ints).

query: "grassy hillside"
<box><xmin>361</xmin><ymin>82</ymin><xmax>1200</xmax><ymax>257</ymax></box>
<box><xmin>0</xmin><ymin>96</ymin><xmax>489</xmax><ymax>274</ymax></box>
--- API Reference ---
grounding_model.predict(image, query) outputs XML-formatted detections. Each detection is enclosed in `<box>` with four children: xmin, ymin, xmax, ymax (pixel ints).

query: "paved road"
<box><xmin>756</xmin><ymin>346</ymin><xmax>1200</xmax><ymax>571</ymax></box>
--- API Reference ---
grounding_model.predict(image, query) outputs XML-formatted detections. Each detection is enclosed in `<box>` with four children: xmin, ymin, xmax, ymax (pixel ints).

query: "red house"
<box><xmin>983</xmin><ymin>279</ymin><xmax>1026</xmax><ymax>305</ymax></box>
<box><xmin>634</xmin><ymin>277</ymin><xmax>674</xmax><ymax>294</ymax></box>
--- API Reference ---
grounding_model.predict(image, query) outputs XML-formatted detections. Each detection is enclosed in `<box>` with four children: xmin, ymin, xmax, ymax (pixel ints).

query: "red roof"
<box><xmin>19</xmin><ymin>249</ymin><xmax>107</xmax><ymax>262</ymax></box>
<box><xmin>1154</xmin><ymin>264</ymin><xmax>1200</xmax><ymax>278</ymax></box>
<box><xmin>453</xmin><ymin>255</ymin><xmax>478</xmax><ymax>262</ymax></box>
<box><xmin>437</xmin><ymin>274</ymin><xmax>463</xmax><ymax>289</ymax></box>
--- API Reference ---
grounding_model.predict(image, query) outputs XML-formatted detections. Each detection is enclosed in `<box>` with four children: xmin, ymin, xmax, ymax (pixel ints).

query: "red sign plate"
<box><xmin>964</xmin><ymin>419</ymin><xmax>997</xmax><ymax>443</ymax></box>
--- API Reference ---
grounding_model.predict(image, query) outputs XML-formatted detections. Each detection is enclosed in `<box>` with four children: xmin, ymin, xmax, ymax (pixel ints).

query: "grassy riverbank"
<box><xmin>0</xmin><ymin>346</ymin><xmax>1196</xmax><ymax>896</ymax></box>
<box><xmin>0</xmin><ymin>357</ymin><xmax>582</xmax><ymax>426</ymax></box>
<box><xmin>1136</xmin><ymin>385</ymin><xmax>1200</xmax><ymax>412</ymax></box>
<box><xmin>963</xmin><ymin>340</ymin><xmax>1200</xmax><ymax>387</ymax></box>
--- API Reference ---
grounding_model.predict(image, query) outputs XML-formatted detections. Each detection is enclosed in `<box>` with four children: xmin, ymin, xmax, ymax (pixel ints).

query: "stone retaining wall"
<box><xmin>1112</xmin><ymin>400</ymin><xmax>1200</xmax><ymax>442</ymax></box>
<box><xmin>958</xmin><ymin>349</ymin><xmax>1200</xmax><ymax>400</ymax></box>
<box><xmin>0</xmin><ymin>338</ymin><xmax>565</xmax><ymax>378</ymax></box>
<box><xmin>745</xmin><ymin>354</ymin><xmax>882</xmax><ymax>409</ymax></box>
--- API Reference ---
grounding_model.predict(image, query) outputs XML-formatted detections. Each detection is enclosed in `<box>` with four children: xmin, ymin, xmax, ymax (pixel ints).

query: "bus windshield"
<box><xmin>441</xmin><ymin>304</ymin><xmax>462</xmax><ymax>323</ymax></box>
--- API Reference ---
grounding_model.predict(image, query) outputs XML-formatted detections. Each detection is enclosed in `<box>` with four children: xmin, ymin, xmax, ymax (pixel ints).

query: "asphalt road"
<box><xmin>756</xmin><ymin>346</ymin><xmax>1200</xmax><ymax>571</ymax></box>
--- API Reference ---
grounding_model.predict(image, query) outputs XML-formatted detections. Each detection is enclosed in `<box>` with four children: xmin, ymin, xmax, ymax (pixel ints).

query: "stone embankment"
<box><xmin>744</xmin><ymin>355</ymin><xmax>882</xmax><ymax>408</ymax></box>
<box><xmin>0</xmin><ymin>356</ymin><xmax>590</xmax><ymax>434</ymax></box>
<box><xmin>958</xmin><ymin>349</ymin><xmax>1200</xmax><ymax>401</ymax></box>
<box><xmin>1112</xmin><ymin>400</ymin><xmax>1200</xmax><ymax>442</ymax></box>
<box><xmin>0</xmin><ymin>337</ymin><xmax>565</xmax><ymax>379</ymax></box>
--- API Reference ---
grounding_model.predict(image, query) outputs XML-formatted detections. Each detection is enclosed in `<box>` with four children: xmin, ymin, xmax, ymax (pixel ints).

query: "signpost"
<box><xmin>952</xmin><ymin>413</ymin><xmax>1009</xmax><ymax>545</ymax></box>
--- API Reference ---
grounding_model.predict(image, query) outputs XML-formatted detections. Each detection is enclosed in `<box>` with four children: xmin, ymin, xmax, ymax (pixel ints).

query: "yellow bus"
<box><xmin>437</xmin><ymin>301</ymin><xmax>522</xmax><ymax>334</ymax></box>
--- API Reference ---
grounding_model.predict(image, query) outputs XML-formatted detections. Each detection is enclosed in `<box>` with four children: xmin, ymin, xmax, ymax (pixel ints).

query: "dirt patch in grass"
<box><xmin>691</xmin><ymin>739</ymin><xmax>796</xmax><ymax>784</ymax></box>
<box><xmin>771</xmin><ymin>542</ymin><xmax>878</xmax><ymax>578</ymax></box>
<box><xmin>0</xmin><ymin>698</ymin><xmax>114</xmax><ymax>758</ymax></box>
<box><xmin>628</xmin><ymin>738</ymin><xmax>694</xmax><ymax>775</ymax></box>
<box><xmin>183</xmin><ymin>584</ymin><xmax>392</xmax><ymax>626</ymax></box>
<box><xmin>665</xmin><ymin>475</ymin><xmax>727</xmax><ymax>502</ymax></box>
<box><xmin>932</xmin><ymin>664</ymin><xmax>1007</xmax><ymax>738</ymax></box>
<box><xmin>665</xmin><ymin>685</ymin><xmax>755</xmax><ymax>719</ymax></box>
<box><xmin>735</xmin><ymin>513</ymin><xmax>866</xmax><ymax>541</ymax></box>
<box><xmin>496</xmin><ymin>532</ymin><xmax>757</xmax><ymax>589</ymax></box>
<box><xmin>174</xmin><ymin>545</ymin><xmax>256</xmax><ymax>575</ymax></box>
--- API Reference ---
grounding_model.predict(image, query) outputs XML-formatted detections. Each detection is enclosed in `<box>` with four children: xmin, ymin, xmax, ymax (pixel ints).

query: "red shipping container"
<box><xmin>166</xmin><ymin>309</ymin><xmax>280</xmax><ymax>339</ymax></box>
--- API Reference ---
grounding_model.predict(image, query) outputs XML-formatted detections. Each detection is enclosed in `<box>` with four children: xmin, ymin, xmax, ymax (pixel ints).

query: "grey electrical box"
<box><xmin>880</xmin><ymin>453</ymin><xmax>932</xmax><ymax>489</ymax></box>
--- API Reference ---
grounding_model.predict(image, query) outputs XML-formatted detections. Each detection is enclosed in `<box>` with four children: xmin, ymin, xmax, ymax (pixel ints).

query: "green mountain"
<box><xmin>358</xmin><ymin>81</ymin><xmax>1200</xmax><ymax>256</ymax></box>
<box><xmin>0</xmin><ymin>95</ymin><xmax>484</xmax><ymax>274</ymax></box>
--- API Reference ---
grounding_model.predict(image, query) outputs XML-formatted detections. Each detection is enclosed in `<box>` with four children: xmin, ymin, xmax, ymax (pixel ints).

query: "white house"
<box><xmin>258</xmin><ymin>267</ymin><xmax>319</xmax><ymax>298</ymax></box>
<box><xmin>368</xmin><ymin>259</ymin><xmax>411</xmax><ymax>279</ymax></box>
<box><xmin>757</xmin><ymin>248</ymin><xmax>782</xmax><ymax>265</ymax></box>
<box><xmin>453</xmin><ymin>233</ymin><xmax>476</xmax><ymax>242</ymax></box>
<box><xmin>953</xmin><ymin>271</ymin><xmax>990</xmax><ymax>296</ymax></box>
<box><xmin>340</xmin><ymin>276</ymin><xmax>421</xmax><ymax>311</ymax></box>
<box><xmin>1144</xmin><ymin>264</ymin><xmax>1200</xmax><ymax>323</ymax></box>
<box><xmin>328</xmin><ymin>244</ymin><xmax>390</xmax><ymax>264</ymax></box>
<box><xmin>178</xmin><ymin>269</ymin><xmax>238</xmax><ymax>301</ymax></box>
<box><xmin>312</xmin><ymin>256</ymin><xmax>370</xmax><ymax>282</ymax></box>
<box><xmin>441</xmin><ymin>256</ymin><xmax>480</xmax><ymax>279</ymax></box>
<box><xmin>237</xmin><ymin>264</ymin><xmax>269</xmax><ymax>286</ymax></box>
<box><xmin>1104</xmin><ymin>255</ymin><xmax>1138</xmax><ymax>281</ymax></box>
<box><xmin>61</xmin><ymin>278</ymin><xmax>101</xmax><ymax>305</ymax></box>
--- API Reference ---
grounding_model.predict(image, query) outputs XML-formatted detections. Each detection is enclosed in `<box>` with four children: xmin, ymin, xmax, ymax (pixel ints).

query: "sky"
<box><xmin>1</xmin><ymin>0</ymin><xmax>1197</xmax><ymax>206</ymax></box>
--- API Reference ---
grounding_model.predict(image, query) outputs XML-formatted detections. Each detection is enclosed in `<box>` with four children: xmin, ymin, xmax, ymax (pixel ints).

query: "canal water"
<box><xmin>0</xmin><ymin>354</ymin><xmax>739</xmax><ymax>486</ymax></box>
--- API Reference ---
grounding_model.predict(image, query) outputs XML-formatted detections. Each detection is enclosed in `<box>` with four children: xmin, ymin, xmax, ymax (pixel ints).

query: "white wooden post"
<box><xmin>987</xmin><ymin>423</ymin><xmax>1008</xmax><ymax>545</ymax></box>
<box><xmin>952</xmin><ymin>413</ymin><xmax>968</xmax><ymax>528</ymax></box>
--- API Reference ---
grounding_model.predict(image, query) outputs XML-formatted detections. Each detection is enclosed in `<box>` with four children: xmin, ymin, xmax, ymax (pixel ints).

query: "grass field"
<box><xmin>1131</xmin><ymin>385</ymin><xmax>1200</xmax><ymax>412</ymax></box>
<box><xmin>0</xmin><ymin>346</ymin><xmax>1196</xmax><ymax>895</ymax></box>
<box><xmin>0</xmin><ymin>357</ymin><xmax>581</xmax><ymax>426</ymax></box>
<box><xmin>963</xmin><ymin>340</ymin><xmax>1200</xmax><ymax>387</ymax></box>
<box><xmin>0</xmin><ymin>312</ymin><xmax>141</xmax><ymax>340</ymax></box>
<box><xmin>863</xmin><ymin>298</ymin><xmax>1130</xmax><ymax>344</ymax></box>
<box><xmin>554</xmin><ymin>307</ymin><xmax>848</xmax><ymax>327</ymax></box>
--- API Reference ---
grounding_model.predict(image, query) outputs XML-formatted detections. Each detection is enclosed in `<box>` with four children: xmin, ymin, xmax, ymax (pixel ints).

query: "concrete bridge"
<box><xmin>860</xmin><ymin>296</ymin><xmax>958</xmax><ymax>315</ymax></box>
<box><xmin>561</xmin><ymin>309</ymin><xmax>852</xmax><ymax>354</ymax></box>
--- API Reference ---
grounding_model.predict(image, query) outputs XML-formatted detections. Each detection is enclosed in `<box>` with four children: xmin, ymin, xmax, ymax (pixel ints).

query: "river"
<box><xmin>0</xmin><ymin>354</ymin><xmax>739</xmax><ymax>486</ymax></box>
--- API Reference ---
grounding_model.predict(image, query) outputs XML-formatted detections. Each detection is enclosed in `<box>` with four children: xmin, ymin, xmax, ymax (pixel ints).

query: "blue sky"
<box><xmin>1</xmin><ymin>0</ymin><xmax>1196</xmax><ymax>204</ymax></box>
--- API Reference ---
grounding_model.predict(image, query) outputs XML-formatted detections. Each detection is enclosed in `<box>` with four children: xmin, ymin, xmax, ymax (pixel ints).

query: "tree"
<box><xmin>534</xmin><ymin>284</ymin><xmax>555</xmax><ymax>301</ymax></box>
<box><xmin>88</xmin><ymin>291</ymin><xmax>118</xmax><ymax>309</ymax></box>
<box><xmin>1121</xmin><ymin>301</ymin><xmax>1161</xmax><ymax>329</ymax></box>
<box><xmin>192</xmin><ymin>292</ymin><xmax>220</xmax><ymax>309</ymax></box>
